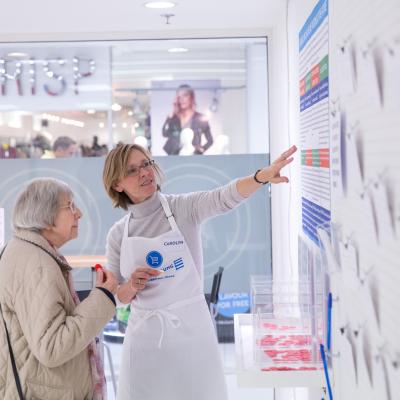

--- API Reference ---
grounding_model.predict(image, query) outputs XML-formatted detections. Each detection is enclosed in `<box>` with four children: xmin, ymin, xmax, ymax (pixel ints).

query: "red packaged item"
<box><xmin>94</xmin><ymin>264</ymin><xmax>103</xmax><ymax>271</ymax></box>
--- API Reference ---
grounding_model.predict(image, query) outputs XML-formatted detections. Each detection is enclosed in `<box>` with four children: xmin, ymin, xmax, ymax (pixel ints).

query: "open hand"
<box><xmin>130</xmin><ymin>267</ymin><xmax>161</xmax><ymax>291</ymax></box>
<box><xmin>263</xmin><ymin>145</ymin><xmax>297</xmax><ymax>184</ymax></box>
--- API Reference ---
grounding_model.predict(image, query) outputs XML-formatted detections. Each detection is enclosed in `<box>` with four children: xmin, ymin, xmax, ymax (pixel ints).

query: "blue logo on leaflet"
<box><xmin>146</xmin><ymin>251</ymin><xmax>163</xmax><ymax>268</ymax></box>
<box><xmin>173</xmin><ymin>257</ymin><xmax>184</xmax><ymax>270</ymax></box>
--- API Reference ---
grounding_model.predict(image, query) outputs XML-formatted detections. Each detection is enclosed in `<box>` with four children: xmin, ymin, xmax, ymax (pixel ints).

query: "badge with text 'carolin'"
<box><xmin>146</xmin><ymin>250</ymin><xmax>163</xmax><ymax>268</ymax></box>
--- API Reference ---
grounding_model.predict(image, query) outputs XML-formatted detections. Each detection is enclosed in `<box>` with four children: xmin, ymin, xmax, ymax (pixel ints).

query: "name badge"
<box><xmin>162</xmin><ymin>239</ymin><xmax>185</xmax><ymax>252</ymax></box>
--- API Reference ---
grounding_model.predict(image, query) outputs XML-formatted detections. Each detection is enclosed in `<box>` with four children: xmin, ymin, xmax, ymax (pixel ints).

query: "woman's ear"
<box><xmin>41</xmin><ymin>225</ymin><xmax>53</xmax><ymax>235</ymax></box>
<box><xmin>112</xmin><ymin>182</ymin><xmax>123</xmax><ymax>193</ymax></box>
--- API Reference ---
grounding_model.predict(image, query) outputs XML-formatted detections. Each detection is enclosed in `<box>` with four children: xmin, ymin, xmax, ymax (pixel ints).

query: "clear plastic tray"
<box><xmin>250</xmin><ymin>278</ymin><xmax>324</xmax><ymax>371</ymax></box>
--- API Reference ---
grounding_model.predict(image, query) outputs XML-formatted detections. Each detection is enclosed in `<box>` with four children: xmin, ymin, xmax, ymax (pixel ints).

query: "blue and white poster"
<box><xmin>299</xmin><ymin>0</ymin><xmax>331</xmax><ymax>246</ymax></box>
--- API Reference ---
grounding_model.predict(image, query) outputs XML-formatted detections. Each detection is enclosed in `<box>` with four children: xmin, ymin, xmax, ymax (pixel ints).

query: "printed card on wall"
<box><xmin>329</xmin><ymin>0</ymin><xmax>400</xmax><ymax>397</ymax></box>
<box><xmin>383</xmin><ymin>40</ymin><xmax>400</xmax><ymax>111</ymax></box>
<box><xmin>0</xmin><ymin>208</ymin><xmax>4</xmax><ymax>247</ymax></box>
<box><xmin>337</xmin><ymin>40</ymin><xmax>357</xmax><ymax>98</ymax></box>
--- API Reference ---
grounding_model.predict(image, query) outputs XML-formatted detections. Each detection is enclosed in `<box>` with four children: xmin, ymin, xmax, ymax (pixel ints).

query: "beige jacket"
<box><xmin>0</xmin><ymin>229</ymin><xmax>115</xmax><ymax>400</ymax></box>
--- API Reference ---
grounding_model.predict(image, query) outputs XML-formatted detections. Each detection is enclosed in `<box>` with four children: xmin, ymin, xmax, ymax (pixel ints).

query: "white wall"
<box><xmin>269</xmin><ymin>1</ymin><xmax>329</xmax><ymax>399</ymax></box>
<box><xmin>246</xmin><ymin>43</ymin><xmax>269</xmax><ymax>153</ymax></box>
<box><xmin>268</xmin><ymin>1</ymin><xmax>298</xmax><ymax>281</ymax></box>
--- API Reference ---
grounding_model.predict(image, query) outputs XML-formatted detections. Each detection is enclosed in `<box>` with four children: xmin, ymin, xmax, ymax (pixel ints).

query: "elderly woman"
<box><xmin>0</xmin><ymin>178</ymin><xmax>117</xmax><ymax>400</ymax></box>
<box><xmin>103</xmin><ymin>143</ymin><xmax>297</xmax><ymax>400</ymax></box>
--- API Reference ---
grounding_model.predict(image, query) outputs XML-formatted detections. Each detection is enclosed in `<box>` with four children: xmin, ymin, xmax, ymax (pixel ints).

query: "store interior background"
<box><xmin>2</xmin><ymin>1</ymin><xmax>399</xmax><ymax>400</ymax></box>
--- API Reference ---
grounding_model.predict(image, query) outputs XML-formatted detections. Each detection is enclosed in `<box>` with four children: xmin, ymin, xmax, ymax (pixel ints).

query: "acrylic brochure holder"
<box><xmin>233</xmin><ymin>275</ymin><xmax>324</xmax><ymax>388</ymax></box>
<box><xmin>251</xmin><ymin>278</ymin><xmax>323</xmax><ymax>372</ymax></box>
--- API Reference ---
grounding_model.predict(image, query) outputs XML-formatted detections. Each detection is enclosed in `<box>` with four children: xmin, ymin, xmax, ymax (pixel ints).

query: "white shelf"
<box><xmin>66</xmin><ymin>255</ymin><xmax>106</xmax><ymax>268</ymax></box>
<box><xmin>234</xmin><ymin>313</ymin><xmax>324</xmax><ymax>388</ymax></box>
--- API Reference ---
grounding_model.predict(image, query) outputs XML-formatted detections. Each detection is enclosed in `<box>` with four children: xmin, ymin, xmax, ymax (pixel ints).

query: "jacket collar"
<box><xmin>13</xmin><ymin>229</ymin><xmax>71</xmax><ymax>272</ymax></box>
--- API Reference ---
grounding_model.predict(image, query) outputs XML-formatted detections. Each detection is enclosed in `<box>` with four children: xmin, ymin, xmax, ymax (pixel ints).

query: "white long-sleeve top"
<box><xmin>106</xmin><ymin>180</ymin><xmax>246</xmax><ymax>284</ymax></box>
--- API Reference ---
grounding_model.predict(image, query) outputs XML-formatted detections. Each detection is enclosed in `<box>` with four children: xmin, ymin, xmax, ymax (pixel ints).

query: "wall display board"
<box><xmin>297</xmin><ymin>1</ymin><xmax>331</xmax><ymax>396</ymax></box>
<box><xmin>0</xmin><ymin>154</ymin><xmax>271</xmax><ymax>294</ymax></box>
<box><xmin>299</xmin><ymin>0</ymin><xmax>330</xmax><ymax>246</ymax></box>
<box><xmin>324</xmin><ymin>0</ymin><xmax>400</xmax><ymax>399</ymax></box>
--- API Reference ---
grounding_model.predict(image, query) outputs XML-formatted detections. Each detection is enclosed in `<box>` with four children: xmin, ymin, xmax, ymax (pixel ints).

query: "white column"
<box><xmin>246</xmin><ymin>42</ymin><xmax>269</xmax><ymax>154</ymax></box>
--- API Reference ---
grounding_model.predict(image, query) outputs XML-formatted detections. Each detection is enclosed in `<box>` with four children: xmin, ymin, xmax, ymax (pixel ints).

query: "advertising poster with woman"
<box><xmin>150</xmin><ymin>80</ymin><xmax>223</xmax><ymax>156</ymax></box>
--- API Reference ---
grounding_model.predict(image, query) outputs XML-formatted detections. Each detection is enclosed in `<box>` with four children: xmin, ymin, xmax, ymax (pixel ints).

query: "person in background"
<box><xmin>102</xmin><ymin>143</ymin><xmax>297</xmax><ymax>400</ymax></box>
<box><xmin>162</xmin><ymin>84</ymin><xmax>214</xmax><ymax>155</ymax></box>
<box><xmin>42</xmin><ymin>136</ymin><xmax>78</xmax><ymax>158</ymax></box>
<box><xmin>0</xmin><ymin>143</ymin><xmax>17</xmax><ymax>159</ymax></box>
<box><xmin>53</xmin><ymin>136</ymin><xmax>78</xmax><ymax>158</ymax></box>
<box><xmin>32</xmin><ymin>134</ymin><xmax>51</xmax><ymax>158</ymax></box>
<box><xmin>0</xmin><ymin>178</ymin><xmax>117</xmax><ymax>400</ymax></box>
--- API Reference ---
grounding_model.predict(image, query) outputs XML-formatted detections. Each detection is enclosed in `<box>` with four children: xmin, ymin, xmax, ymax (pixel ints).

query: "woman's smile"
<box><xmin>140</xmin><ymin>179</ymin><xmax>153</xmax><ymax>187</ymax></box>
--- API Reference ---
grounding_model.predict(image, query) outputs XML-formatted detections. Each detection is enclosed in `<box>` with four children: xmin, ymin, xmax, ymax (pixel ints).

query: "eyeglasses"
<box><xmin>125</xmin><ymin>159</ymin><xmax>155</xmax><ymax>177</ymax></box>
<box><xmin>60</xmin><ymin>200</ymin><xmax>78</xmax><ymax>214</ymax></box>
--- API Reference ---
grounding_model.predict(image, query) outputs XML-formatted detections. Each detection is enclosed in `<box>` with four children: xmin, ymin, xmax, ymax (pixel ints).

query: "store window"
<box><xmin>0</xmin><ymin>37</ymin><xmax>268</xmax><ymax>158</ymax></box>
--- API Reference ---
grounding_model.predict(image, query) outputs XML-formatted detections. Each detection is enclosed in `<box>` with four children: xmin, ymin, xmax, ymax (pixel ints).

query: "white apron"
<box><xmin>116</xmin><ymin>194</ymin><xmax>228</xmax><ymax>400</ymax></box>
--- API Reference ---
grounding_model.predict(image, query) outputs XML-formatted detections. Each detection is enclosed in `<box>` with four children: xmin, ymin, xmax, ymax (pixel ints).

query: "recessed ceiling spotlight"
<box><xmin>6</xmin><ymin>52</ymin><xmax>29</xmax><ymax>58</ymax></box>
<box><xmin>168</xmin><ymin>47</ymin><xmax>188</xmax><ymax>53</ymax></box>
<box><xmin>86</xmin><ymin>109</ymin><xmax>96</xmax><ymax>114</ymax></box>
<box><xmin>144</xmin><ymin>1</ymin><xmax>176</xmax><ymax>9</ymax></box>
<box><xmin>111</xmin><ymin>103</ymin><xmax>122</xmax><ymax>112</ymax></box>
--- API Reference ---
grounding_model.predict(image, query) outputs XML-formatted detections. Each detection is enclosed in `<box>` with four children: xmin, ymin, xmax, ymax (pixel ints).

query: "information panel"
<box><xmin>299</xmin><ymin>0</ymin><xmax>330</xmax><ymax>245</ymax></box>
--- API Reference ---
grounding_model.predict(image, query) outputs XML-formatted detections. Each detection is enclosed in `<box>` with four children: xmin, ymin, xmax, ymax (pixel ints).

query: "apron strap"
<box><xmin>123</xmin><ymin>213</ymin><xmax>131</xmax><ymax>238</ymax></box>
<box><xmin>124</xmin><ymin>194</ymin><xmax>178</xmax><ymax>238</ymax></box>
<box><xmin>131</xmin><ymin>294</ymin><xmax>204</xmax><ymax>348</ymax></box>
<box><xmin>131</xmin><ymin>309</ymin><xmax>181</xmax><ymax>348</ymax></box>
<box><xmin>159</xmin><ymin>194</ymin><xmax>179</xmax><ymax>232</ymax></box>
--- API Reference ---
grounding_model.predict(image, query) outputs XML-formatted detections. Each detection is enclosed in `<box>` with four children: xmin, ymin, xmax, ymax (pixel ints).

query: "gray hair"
<box><xmin>53</xmin><ymin>136</ymin><xmax>76</xmax><ymax>151</ymax></box>
<box><xmin>12</xmin><ymin>178</ymin><xmax>73</xmax><ymax>231</ymax></box>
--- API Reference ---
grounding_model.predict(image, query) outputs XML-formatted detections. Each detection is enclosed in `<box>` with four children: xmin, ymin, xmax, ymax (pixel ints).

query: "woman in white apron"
<box><xmin>102</xmin><ymin>143</ymin><xmax>297</xmax><ymax>400</ymax></box>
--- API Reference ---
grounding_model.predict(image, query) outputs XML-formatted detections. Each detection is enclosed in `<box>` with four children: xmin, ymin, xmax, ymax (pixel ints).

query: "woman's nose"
<box><xmin>139</xmin><ymin>167</ymin><xmax>149</xmax><ymax>177</ymax></box>
<box><xmin>76</xmin><ymin>207</ymin><xmax>83</xmax><ymax>219</ymax></box>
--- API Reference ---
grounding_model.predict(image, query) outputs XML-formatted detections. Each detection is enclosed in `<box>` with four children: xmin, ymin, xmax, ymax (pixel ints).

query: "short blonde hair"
<box><xmin>103</xmin><ymin>143</ymin><xmax>164</xmax><ymax>210</ymax></box>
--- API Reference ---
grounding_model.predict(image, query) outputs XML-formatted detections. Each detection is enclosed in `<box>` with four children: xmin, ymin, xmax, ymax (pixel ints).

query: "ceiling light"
<box><xmin>144</xmin><ymin>1</ymin><xmax>176</xmax><ymax>9</ymax></box>
<box><xmin>87</xmin><ymin>109</ymin><xmax>96</xmax><ymax>114</ymax></box>
<box><xmin>99</xmin><ymin>122</ymin><xmax>105</xmax><ymax>128</ymax></box>
<box><xmin>111</xmin><ymin>103</ymin><xmax>122</xmax><ymax>112</ymax></box>
<box><xmin>60</xmin><ymin>117</ymin><xmax>84</xmax><ymax>128</ymax></box>
<box><xmin>6</xmin><ymin>52</ymin><xmax>28</xmax><ymax>58</ymax></box>
<box><xmin>168</xmin><ymin>47</ymin><xmax>188</xmax><ymax>53</ymax></box>
<box><xmin>41</xmin><ymin>113</ymin><xmax>60</xmax><ymax>123</ymax></box>
<box><xmin>128</xmin><ymin>110</ymin><xmax>133</xmax><ymax>116</ymax></box>
<box><xmin>122</xmin><ymin>122</ymin><xmax>128</xmax><ymax>129</ymax></box>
